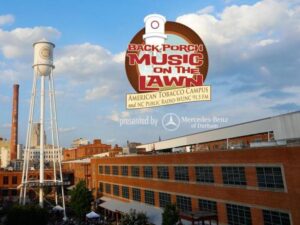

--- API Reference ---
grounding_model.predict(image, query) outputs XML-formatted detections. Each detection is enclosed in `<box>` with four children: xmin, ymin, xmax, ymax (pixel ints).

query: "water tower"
<box><xmin>143</xmin><ymin>14</ymin><xmax>167</xmax><ymax>46</ymax></box>
<box><xmin>19</xmin><ymin>39</ymin><xmax>66</xmax><ymax>219</ymax></box>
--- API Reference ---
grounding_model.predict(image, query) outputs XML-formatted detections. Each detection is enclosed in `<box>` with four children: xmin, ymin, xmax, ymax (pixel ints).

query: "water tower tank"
<box><xmin>143</xmin><ymin>14</ymin><xmax>167</xmax><ymax>46</ymax></box>
<box><xmin>33</xmin><ymin>39</ymin><xmax>55</xmax><ymax>76</ymax></box>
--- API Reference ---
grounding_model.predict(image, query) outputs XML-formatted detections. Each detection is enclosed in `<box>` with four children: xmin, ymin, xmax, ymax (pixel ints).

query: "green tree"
<box><xmin>5</xmin><ymin>205</ymin><xmax>48</xmax><ymax>225</ymax></box>
<box><xmin>69</xmin><ymin>180</ymin><xmax>93</xmax><ymax>220</ymax></box>
<box><xmin>120</xmin><ymin>209</ymin><xmax>150</xmax><ymax>225</ymax></box>
<box><xmin>162</xmin><ymin>204</ymin><xmax>179</xmax><ymax>225</ymax></box>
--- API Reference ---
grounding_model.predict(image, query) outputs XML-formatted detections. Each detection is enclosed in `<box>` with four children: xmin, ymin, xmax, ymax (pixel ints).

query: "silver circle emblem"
<box><xmin>162</xmin><ymin>113</ymin><xmax>180</xmax><ymax>131</ymax></box>
<box><xmin>40</xmin><ymin>46</ymin><xmax>51</xmax><ymax>59</ymax></box>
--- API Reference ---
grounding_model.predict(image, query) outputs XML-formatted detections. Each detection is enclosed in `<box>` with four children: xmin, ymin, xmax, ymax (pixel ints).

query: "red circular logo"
<box><xmin>125</xmin><ymin>21</ymin><xmax>209</xmax><ymax>93</ymax></box>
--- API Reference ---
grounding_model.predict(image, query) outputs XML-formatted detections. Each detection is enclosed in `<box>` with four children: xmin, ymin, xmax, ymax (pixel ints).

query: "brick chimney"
<box><xmin>10</xmin><ymin>84</ymin><xmax>19</xmax><ymax>161</ymax></box>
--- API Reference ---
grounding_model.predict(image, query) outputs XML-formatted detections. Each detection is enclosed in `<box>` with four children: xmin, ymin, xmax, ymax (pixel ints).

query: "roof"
<box><xmin>138</xmin><ymin>111</ymin><xmax>300</xmax><ymax>151</ymax></box>
<box><xmin>62</xmin><ymin>158</ymin><xmax>90</xmax><ymax>164</ymax></box>
<box><xmin>99</xmin><ymin>196</ymin><xmax>163</xmax><ymax>225</ymax></box>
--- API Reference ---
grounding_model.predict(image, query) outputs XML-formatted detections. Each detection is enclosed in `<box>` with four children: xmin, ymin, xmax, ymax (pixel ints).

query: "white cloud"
<box><xmin>55</xmin><ymin>43</ymin><xmax>114</xmax><ymax>77</ymax></box>
<box><xmin>59</xmin><ymin>127</ymin><xmax>76</xmax><ymax>133</ymax></box>
<box><xmin>55</xmin><ymin>42</ymin><xmax>128</xmax><ymax>101</ymax></box>
<box><xmin>283</xmin><ymin>86</ymin><xmax>300</xmax><ymax>95</ymax></box>
<box><xmin>121</xmin><ymin>111</ymin><xmax>130</xmax><ymax>118</ymax></box>
<box><xmin>0</xmin><ymin>14</ymin><xmax>14</xmax><ymax>26</ymax></box>
<box><xmin>177</xmin><ymin>0</ymin><xmax>291</xmax><ymax>45</ymax></box>
<box><xmin>255</xmin><ymin>39</ymin><xmax>279</xmax><ymax>47</ymax></box>
<box><xmin>106</xmin><ymin>138</ymin><xmax>116</xmax><ymax>143</ymax></box>
<box><xmin>107</xmin><ymin>110</ymin><xmax>130</xmax><ymax>122</ymax></box>
<box><xmin>0</xmin><ymin>69</ymin><xmax>21</xmax><ymax>82</ymax></box>
<box><xmin>113</xmin><ymin>51</ymin><xmax>126</xmax><ymax>63</ymax></box>
<box><xmin>0</xmin><ymin>23</ymin><xmax>126</xmax><ymax>97</ymax></box>
<box><xmin>197</xmin><ymin>6</ymin><xmax>215</xmax><ymax>15</ymax></box>
<box><xmin>0</xmin><ymin>26</ymin><xmax>61</xmax><ymax>59</ymax></box>
<box><xmin>84</xmin><ymin>85</ymin><xmax>111</xmax><ymax>101</ymax></box>
<box><xmin>175</xmin><ymin>0</ymin><xmax>300</xmax><ymax>89</ymax></box>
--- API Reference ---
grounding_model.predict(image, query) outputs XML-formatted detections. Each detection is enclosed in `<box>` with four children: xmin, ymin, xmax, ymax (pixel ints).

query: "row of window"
<box><xmin>2</xmin><ymin>176</ymin><xmax>18</xmax><ymax>185</ymax></box>
<box><xmin>99</xmin><ymin>182</ymin><xmax>193</xmax><ymax>210</ymax></box>
<box><xmin>98</xmin><ymin>165</ymin><xmax>285</xmax><ymax>189</ymax></box>
<box><xmin>99</xmin><ymin>182</ymin><xmax>290</xmax><ymax>225</ymax></box>
<box><xmin>100</xmin><ymin>165</ymin><xmax>155</xmax><ymax>178</ymax></box>
<box><xmin>226</xmin><ymin>205</ymin><xmax>291</xmax><ymax>225</ymax></box>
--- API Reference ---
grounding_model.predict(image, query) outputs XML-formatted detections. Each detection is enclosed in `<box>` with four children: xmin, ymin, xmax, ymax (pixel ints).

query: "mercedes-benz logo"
<box><xmin>162</xmin><ymin>113</ymin><xmax>180</xmax><ymax>131</ymax></box>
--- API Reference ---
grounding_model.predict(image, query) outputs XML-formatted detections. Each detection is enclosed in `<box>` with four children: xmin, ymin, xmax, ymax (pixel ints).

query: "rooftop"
<box><xmin>138</xmin><ymin>111</ymin><xmax>300</xmax><ymax>151</ymax></box>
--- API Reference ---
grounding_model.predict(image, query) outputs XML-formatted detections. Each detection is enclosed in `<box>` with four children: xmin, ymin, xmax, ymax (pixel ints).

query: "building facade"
<box><xmin>63</xmin><ymin>139</ymin><xmax>122</xmax><ymax>161</ymax></box>
<box><xmin>62</xmin><ymin>139</ymin><xmax>123</xmax><ymax>189</ymax></box>
<box><xmin>92</xmin><ymin>145</ymin><xmax>300</xmax><ymax>225</ymax></box>
<box><xmin>0</xmin><ymin>138</ymin><xmax>10</xmax><ymax>168</ymax></box>
<box><xmin>28</xmin><ymin>146</ymin><xmax>61</xmax><ymax>162</ymax></box>
<box><xmin>71</xmin><ymin>138</ymin><xmax>90</xmax><ymax>148</ymax></box>
<box><xmin>30</xmin><ymin>123</ymin><xmax>47</xmax><ymax>148</ymax></box>
<box><xmin>88</xmin><ymin>112</ymin><xmax>300</xmax><ymax>225</ymax></box>
<box><xmin>0</xmin><ymin>170</ymin><xmax>54</xmax><ymax>200</ymax></box>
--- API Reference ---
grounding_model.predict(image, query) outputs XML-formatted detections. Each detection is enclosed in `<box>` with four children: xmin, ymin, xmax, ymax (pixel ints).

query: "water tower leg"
<box><xmin>20</xmin><ymin>71</ymin><xmax>38</xmax><ymax>205</ymax></box>
<box><xmin>50</xmin><ymin>71</ymin><xmax>67</xmax><ymax>219</ymax></box>
<box><xmin>49</xmin><ymin>75</ymin><xmax>58</xmax><ymax>205</ymax></box>
<box><xmin>39</xmin><ymin>74</ymin><xmax>45</xmax><ymax>208</ymax></box>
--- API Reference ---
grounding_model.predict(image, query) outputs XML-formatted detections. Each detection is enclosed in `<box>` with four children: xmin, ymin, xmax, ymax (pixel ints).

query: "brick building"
<box><xmin>88</xmin><ymin>112</ymin><xmax>300</xmax><ymax>225</ymax></box>
<box><xmin>0</xmin><ymin>170</ymin><xmax>54</xmax><ymax>200</ymax></box>
<box><xmin>63</xmin><ymin>139</ymin><xmax>122</xmax><ymax>161</ymax></box>
<box><xmin>62</xmin><ymin>139</ymin><xmax>122</xmax><ymax>189</ymax></box>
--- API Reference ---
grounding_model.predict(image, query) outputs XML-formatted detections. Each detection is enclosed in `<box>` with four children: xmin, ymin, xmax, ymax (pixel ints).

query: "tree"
<box><xmin>69</xmin><ymin>180</ymin><xmax>93</xmax><ymax>220</ymax></box>
<box><xmin>120</xmin><ymin>209</ymin><xmax>150</xmax><ymax>225</ymax></box>
<box><xmin>162</xmin><ymin>204</ymin><xmax>179</xmax><ymax>225</ymax></box>
<box><xmin>5</xmin><ymin>205</ymin><xmax>48</xmax><ymax>225</ymax></box>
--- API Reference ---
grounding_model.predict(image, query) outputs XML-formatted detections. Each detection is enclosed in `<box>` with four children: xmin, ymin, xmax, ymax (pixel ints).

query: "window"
<box><xmin>98</xmin><ymin>182</ymin><xmax>103</xmax><ymax>193</ymax></box>
<box><xmin>131</xmin><ymin>166</ymin><xmax>140</xmax><ymax>177</ymax></box>
<box><xmin>98</xmin><ymin>165</ymin><xmax>103</xmax><ymax>174</ymax></box>
<box><xmin>122</xmin><ymin>186</ymin><xmax>129</xmax><ymax>199</ymax></box>
<box><xmin>176</xmin><ymin>196</ymin><xmax>192</xmax><ymax>212</ymax></box>
<box><xmin>3</xmin><ymin>176</ymin><xmax>9</xmax><ymax>185</ymax></box>
<box><xmin>144</xmin><ymin>190</ymin><xmax>155</xmax><ymax>205</ymax></box>
<box><xmin>263</xmin><ymin>210</ymin><xmax>291</xmax><ymax>225</ymax></box>
<box><xmin>12</xmin><ymin>176</ymin><xmax>18</xmax><ymax>185</ymax></box>
<box><xmin>105</xmin><ymin>183</ymin><xmax>111</xmax><ymax>194</ymax></box>
<box><xmin>112</xmin><ymin>166</ymin><xmax>119</xmax><ymax>175</ymax></box>
<box><xmin>195</xmin><ymin>167</ymin><xmax>214</xmax><ymax>183</ymax></box>
<box><xmin>143</xmin><ymin>166</ymin><xmax>153</xmax><ymax>178</ymax></box>
<box><xmin>222</xmin><ymin>167</ymin><xmax>246</xmax><ymax>185</ymax></box>
<box><xmin>226</xmin><ymin>204</ymin><xmax>252</xmax><ymax>225</ymax></box>
<box><xmin>256</xmin><ymin>167</ymin><xmax>284</xmax><ymax>189</ymax></box>
<box><xmin>159</xmin><ymin>192</ymin><xmax>171</xmax><ymax>208</ymax></box>
<box><xmin>105</xmin><ymin>166</ymin><xmax>110</xmax><ymax>175</ymax></box>
<box><xmin>157</xmin><ymin>166</ymin><xmax>169</xmax><ymax>179</ymax></box>
<box><xmin>113</xmin><ymin>185</ymin><xmax>119</xmax><ymax>196</ymax></box>
<box><xmin>174</xmin><ymin>167</ymin><xmax>189</xmax><ymax>181</ymax></box>
<box><xmin>199</xmin><ymin>199</ymin><xmax>217</xmax><ymax>213</ymax></box>
<box><xmin>132</xmin><ymin>188</ymin><xmax>141</xmax><ymax>202</ymax></box>
<box><xmin>121</xmin><ymin>166</ymin><xmax>128</xmax><ymax>176</ymax></box>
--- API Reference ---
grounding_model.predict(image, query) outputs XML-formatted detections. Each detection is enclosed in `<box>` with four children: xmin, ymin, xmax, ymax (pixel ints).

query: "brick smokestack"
<box><xmin>10</xmin><ymin>84</ymin><xmax>19</xmax><ymax>161</ymax></box>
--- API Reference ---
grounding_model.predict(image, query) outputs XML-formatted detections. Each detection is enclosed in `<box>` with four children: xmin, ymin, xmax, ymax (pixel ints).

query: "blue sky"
<box><xmin>0</xmin><ymin>0</ymin><xmax>299</xmax><ymax>147</ymax></box>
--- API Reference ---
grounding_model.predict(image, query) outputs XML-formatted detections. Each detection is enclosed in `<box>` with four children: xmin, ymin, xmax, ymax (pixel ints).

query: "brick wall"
<box><xmin>91</xmin><ymin>146</ymin><xmax>300</xmax><ymax>225</ymax></box>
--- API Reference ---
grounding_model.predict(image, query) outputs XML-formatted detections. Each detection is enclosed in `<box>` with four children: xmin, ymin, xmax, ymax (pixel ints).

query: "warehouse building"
<box><xmin>91</xmin><ymin>111</ymin><xmax>300</xmax><ymax>225</ymax></box>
